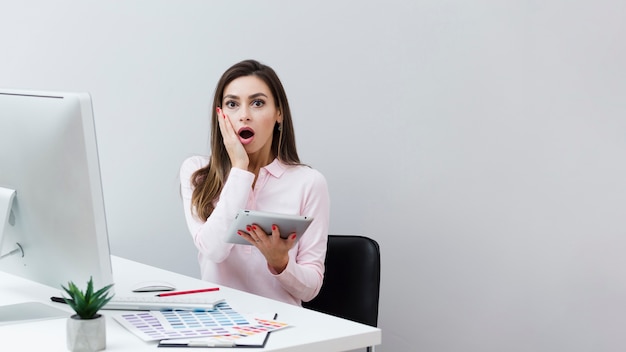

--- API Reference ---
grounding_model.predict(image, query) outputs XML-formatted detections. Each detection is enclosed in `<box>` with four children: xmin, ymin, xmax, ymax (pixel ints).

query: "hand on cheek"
<box><xmin>217</xmin><ymin>107</ymin><xmax>248</xmax><ymax>170</ymax></box>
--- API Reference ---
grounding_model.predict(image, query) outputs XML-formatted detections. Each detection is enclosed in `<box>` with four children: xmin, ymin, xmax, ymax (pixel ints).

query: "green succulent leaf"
<box><xmin>61</xmin><ymin>276</ymin><xmax>114</xmax><ymax>319</ymax></box>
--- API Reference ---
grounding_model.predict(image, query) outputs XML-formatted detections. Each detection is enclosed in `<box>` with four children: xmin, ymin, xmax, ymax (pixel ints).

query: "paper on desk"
<box><xmin>113</xmin><ymin>305</ymin><xmax>287</xmax><ymax>342</ymax></box>
<box><xmin>158</xmin><ymin>313</ymin><xmax>287</xmax><ymax>347</ymax></box>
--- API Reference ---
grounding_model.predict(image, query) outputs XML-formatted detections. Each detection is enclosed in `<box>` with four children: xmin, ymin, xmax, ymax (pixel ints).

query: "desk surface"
<box><xmin>0</xmin><ymin>255</ymin><xmax>381</xmax><ymax>351</ymax></box>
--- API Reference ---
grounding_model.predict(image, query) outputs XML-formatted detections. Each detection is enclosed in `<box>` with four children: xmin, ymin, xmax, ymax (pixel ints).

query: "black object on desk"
<box><xmin>157</xmin><ymin>314</ymin><xmax>277</xmax><ymax>348</ymax></box>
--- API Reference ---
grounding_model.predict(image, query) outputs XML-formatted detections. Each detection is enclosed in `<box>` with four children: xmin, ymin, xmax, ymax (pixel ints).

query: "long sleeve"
<box><xmin>270</xmin><ymin>168</ymin><xmax>330</xmax><ymax>302</ymax></box>
<box><xmin>180</xmin><ymin>156</ymin><xmax>255</xmax><ymax>262</ymax></box>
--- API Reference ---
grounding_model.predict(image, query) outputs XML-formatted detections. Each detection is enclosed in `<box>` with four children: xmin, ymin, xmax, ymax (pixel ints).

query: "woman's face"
<box><xmin>221</xmin><ymin>75</ymin><xmax>281</xmax><ymax>156</ymax></box>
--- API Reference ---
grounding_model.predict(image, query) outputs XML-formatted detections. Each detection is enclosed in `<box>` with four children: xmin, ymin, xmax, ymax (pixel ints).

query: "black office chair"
<box><xmin>303</xmin><ymin>234</ymin><xmax>381</xmax><ymax>351</ymax></box>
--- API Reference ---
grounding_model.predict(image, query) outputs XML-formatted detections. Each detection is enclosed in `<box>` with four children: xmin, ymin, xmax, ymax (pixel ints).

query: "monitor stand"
<box><xmin>0</xmin><ymin>187</ymin><xmax>23</xmax><ymax>259</ymax></box>
<box><xmin>0</xmin><ymin>302</ymin><xmax>69</xmax><ymax>325</ymax></box>
<box><xmin>0</xmin><ymin>188</ymin><xmax>64</xmax><ymax>325</ymax></box>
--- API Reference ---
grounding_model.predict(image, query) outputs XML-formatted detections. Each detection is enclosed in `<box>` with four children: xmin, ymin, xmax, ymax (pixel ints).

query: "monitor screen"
<box><xmin>0</xmin><ymin>89</ymin><xmax>114</xmax><ymax>300</ymax></box>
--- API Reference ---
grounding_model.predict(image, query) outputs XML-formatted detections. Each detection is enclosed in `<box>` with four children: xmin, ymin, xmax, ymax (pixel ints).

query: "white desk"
<box><xmin>0</xmin><ymin>255</ymin><xmax>381</xmax><ymax>351</ymax></box>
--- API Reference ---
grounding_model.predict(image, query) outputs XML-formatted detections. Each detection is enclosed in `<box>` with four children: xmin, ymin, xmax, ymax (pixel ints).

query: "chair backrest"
<box><xmin>303</xmin><ymin>234</ymin><xmax>381</xmax><ymax>327</ymax></box>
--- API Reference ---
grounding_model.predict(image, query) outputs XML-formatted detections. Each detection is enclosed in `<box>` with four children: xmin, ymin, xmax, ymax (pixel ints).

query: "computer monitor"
<box><xmin>0</xmin><ymin>89</ymin><xmax>114</xmax><ymax>321</ymax></box>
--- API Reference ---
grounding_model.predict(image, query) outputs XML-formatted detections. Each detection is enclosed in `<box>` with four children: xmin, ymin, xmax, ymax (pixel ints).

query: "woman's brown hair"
<box><xmin>190</xmin><ymin>59</ymin><xmax>301</xmax><ymax>220</ymax></box>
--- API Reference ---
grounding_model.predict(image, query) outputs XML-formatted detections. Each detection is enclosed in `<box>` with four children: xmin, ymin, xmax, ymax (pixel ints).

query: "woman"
<box><xmin>180</xmin><ymin>59</ymin><xmax>330</xmax><ymax>306</ymax></box>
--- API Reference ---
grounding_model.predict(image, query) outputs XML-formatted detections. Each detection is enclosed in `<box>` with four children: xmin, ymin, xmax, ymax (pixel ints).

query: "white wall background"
<box><xmin>2</xmin><ymin>1</ymin><xmax>626</xmax><ymax>351</ymax></box>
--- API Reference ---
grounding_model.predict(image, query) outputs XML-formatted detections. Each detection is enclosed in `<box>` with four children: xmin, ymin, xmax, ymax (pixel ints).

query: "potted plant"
<box><xmin>62</xmin><ymin>277</ymin><xmax>114</xmax><ymax>352</ymax></box>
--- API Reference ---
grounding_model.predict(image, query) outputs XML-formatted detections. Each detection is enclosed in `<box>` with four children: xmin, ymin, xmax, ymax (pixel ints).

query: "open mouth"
<box><xmin>238</xmin><ymin>127</ymin><xmax>255</xmax><ymax>140</ymax></box>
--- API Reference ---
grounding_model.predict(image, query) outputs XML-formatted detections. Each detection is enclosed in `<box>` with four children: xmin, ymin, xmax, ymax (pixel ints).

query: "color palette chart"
<box><xmin>112</xmin><ymin>302</ymin><xmax>289</xmax><ymax>342</ymax></box>
<box><xmin>157</xmin><ymin>304</ymin><xmax>250</xmax><ymax>330</ymax></box>
<box><xmin>232</xmin><ymin>318</ymin><xmax>289</xmax><ymax>337</ymax></box>
<box><xmin>159</xmin><ymin>316</ymin><xmax>289</xmax><ymax>347</ymax></box>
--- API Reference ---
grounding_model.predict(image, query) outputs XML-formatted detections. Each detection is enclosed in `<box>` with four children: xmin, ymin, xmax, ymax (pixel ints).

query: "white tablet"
<box><xmin>225</xmin><ymin>209</ymin><xmax>314</xmax><ymax>245</ymax></box>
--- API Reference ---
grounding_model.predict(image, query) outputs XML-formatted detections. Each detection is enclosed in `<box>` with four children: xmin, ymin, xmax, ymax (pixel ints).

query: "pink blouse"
<box><xmin>180</xmin><ymin>156</ymin><xmax>330</xmax><ymax>306</ymax></box>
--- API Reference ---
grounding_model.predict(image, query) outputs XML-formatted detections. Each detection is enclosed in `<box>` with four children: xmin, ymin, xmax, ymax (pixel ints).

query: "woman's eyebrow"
<box><xmin>223</xmin><ymin>92</ymin><xmax>267</xmax><ymax>101</ymax></box>
<box><xmin>248</xmin><ymin>92</ymin><xmax>268</xmax><ymax>99</ymax></box>
<box><xmin>223</xmin><ymin>94</ymin><xmax>239</xmax><ymax>101</ymax></box>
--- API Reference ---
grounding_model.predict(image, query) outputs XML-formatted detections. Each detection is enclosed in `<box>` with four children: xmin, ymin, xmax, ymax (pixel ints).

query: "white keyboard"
<box><xmin>103</xmin><ymin>295</ymin><xmax>225</xmax><ymax>311</ymax></box>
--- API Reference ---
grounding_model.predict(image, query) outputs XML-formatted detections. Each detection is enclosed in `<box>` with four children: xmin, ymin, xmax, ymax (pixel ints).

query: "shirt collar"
<box><xmin>263</xmin><ymin>158</ymin><xmax>287</xmax><ymax>178</ymax></box>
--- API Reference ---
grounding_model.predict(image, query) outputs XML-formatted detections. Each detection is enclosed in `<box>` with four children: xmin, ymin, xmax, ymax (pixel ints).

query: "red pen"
<box><xmin>156</xmin><ymin>287</ymin><xmax>220</xmax><ymax>297</ymax></box>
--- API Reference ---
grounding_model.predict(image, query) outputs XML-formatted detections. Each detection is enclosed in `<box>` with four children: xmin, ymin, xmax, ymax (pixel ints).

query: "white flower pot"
<box><xmin>66</xmin><ymin>314</ymin><xmax>106</xmax><ymax>352</ymax></box>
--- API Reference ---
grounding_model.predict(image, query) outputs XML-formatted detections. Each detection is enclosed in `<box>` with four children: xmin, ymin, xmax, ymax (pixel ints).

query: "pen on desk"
<box><xmin>155</xmin><ymin>287</ymin><xmax>220</xmax><ymax>297</ymax></box>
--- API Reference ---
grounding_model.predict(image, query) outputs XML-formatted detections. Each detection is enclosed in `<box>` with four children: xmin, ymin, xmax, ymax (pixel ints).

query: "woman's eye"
<box><xmin>252</xmin><ymin>99</ymin><xmax>265</xmax><ymax>107</ymax></box>
<box><xmin>224</xmin><ymin>101</ymin><xmax>237</xmax><ymax>108</ymax></box>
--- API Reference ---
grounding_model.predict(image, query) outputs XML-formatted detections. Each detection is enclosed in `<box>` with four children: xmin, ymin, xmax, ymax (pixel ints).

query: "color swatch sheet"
<box><xmin>159</xmin><ymin>317</ymin><xmax>288</xmax><ymax>347</ymax></box>
<box><xmin>113</xmin><ymin>302</ymin><xmax>288</xmax><ymax>342</ymax></box>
